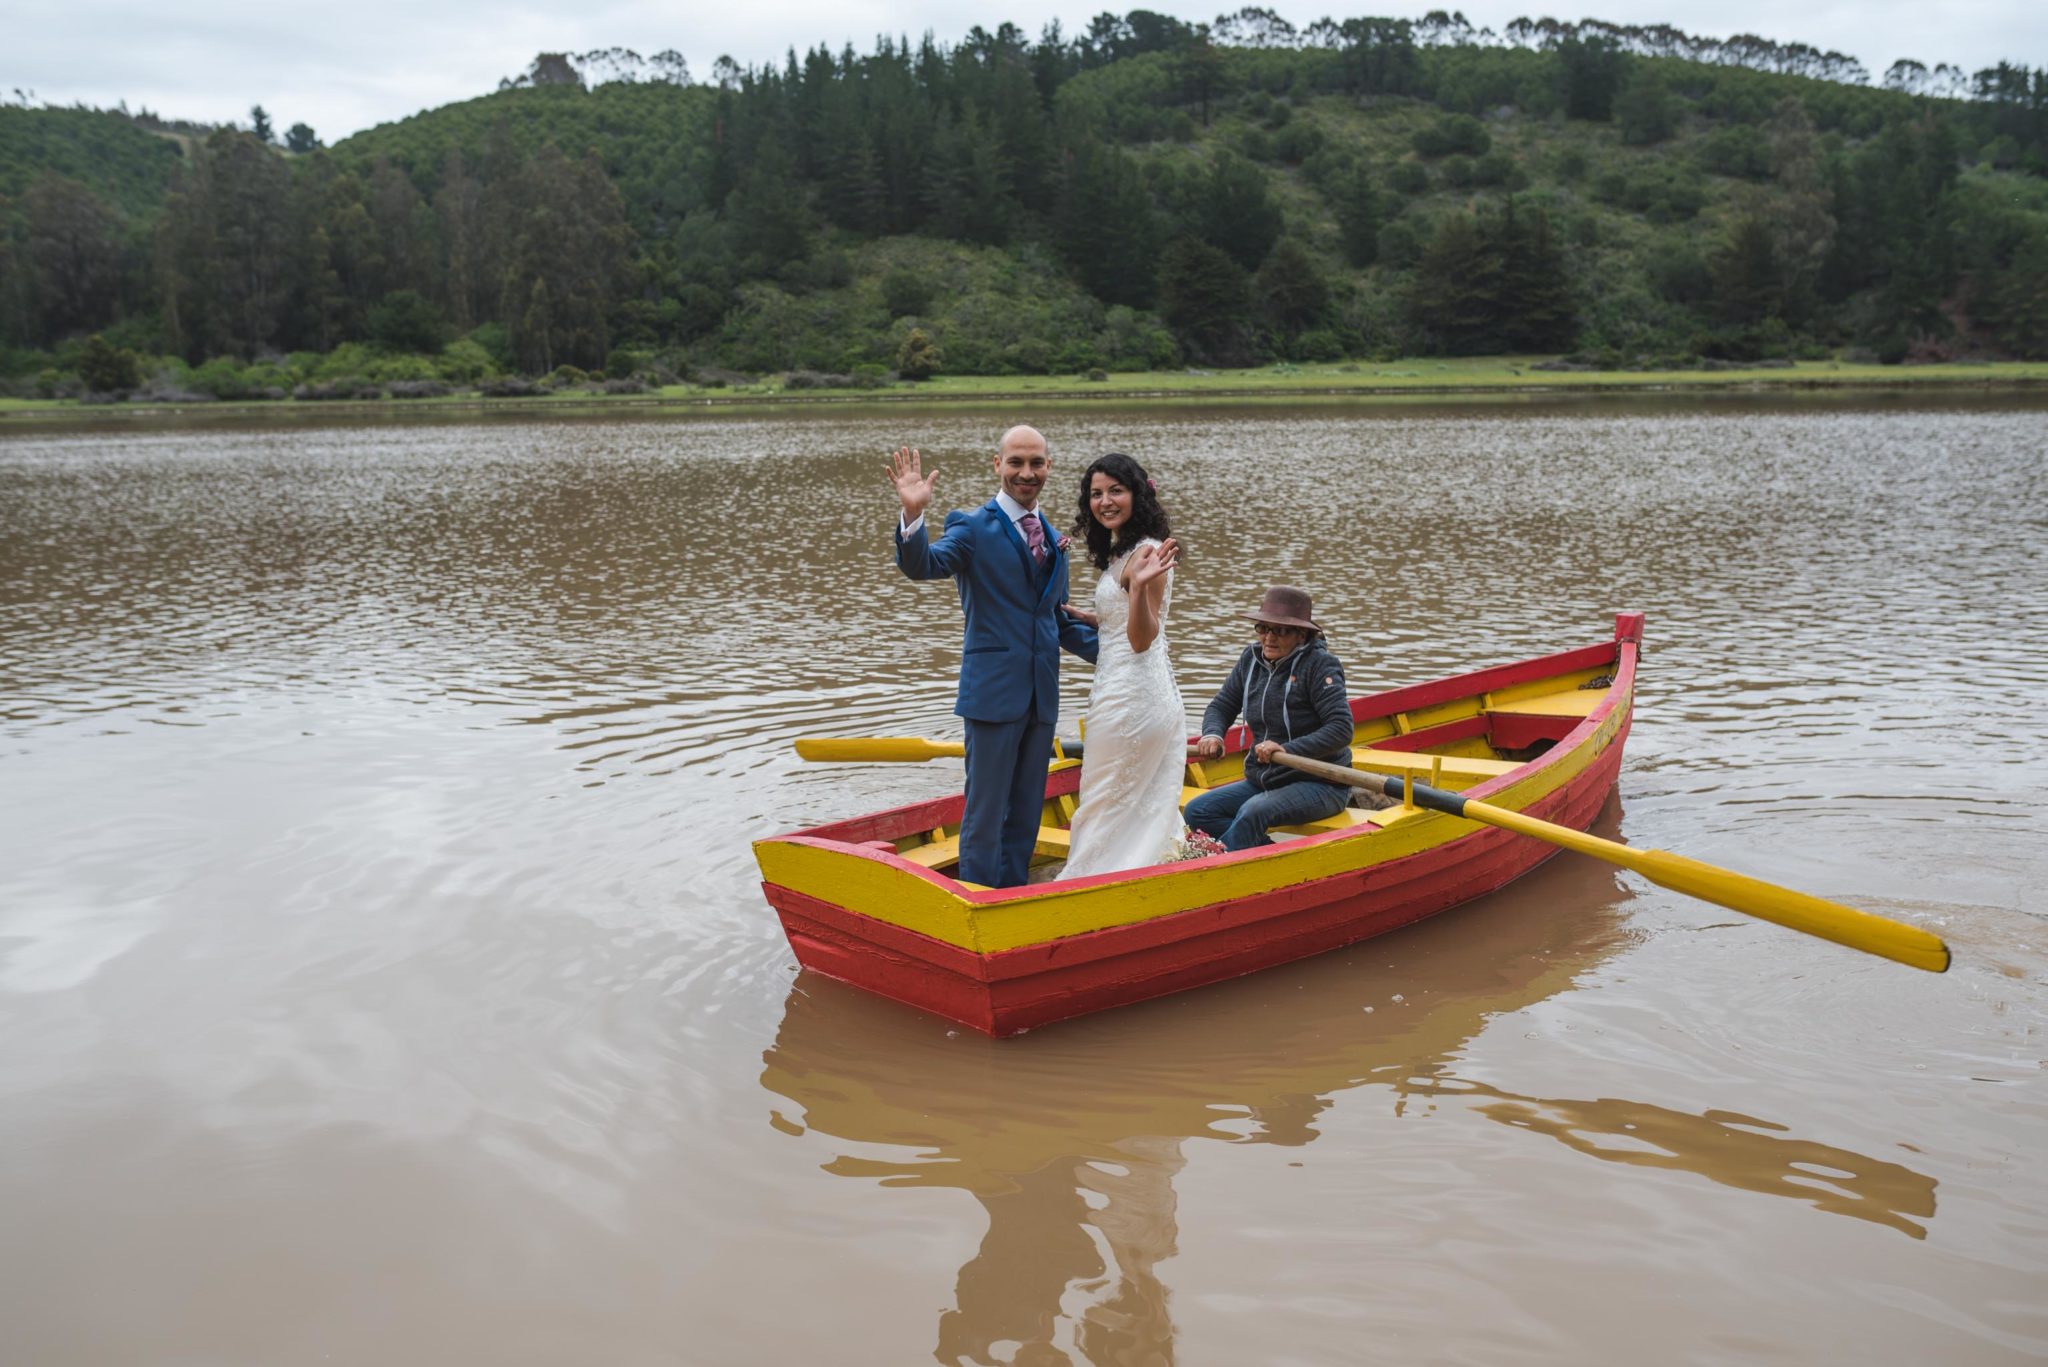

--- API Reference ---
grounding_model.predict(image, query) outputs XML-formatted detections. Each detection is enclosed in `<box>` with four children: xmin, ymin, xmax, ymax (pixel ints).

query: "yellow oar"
<box><xmin>1272</xmin><ymin>752</ymin><xmax>1950</xmax><ymax>974</ymax></box>
<box><xmin>793</xmin><ymin>736</ymin><xmax>1089</xmax><ymax>763</ymax></box>
<box><xmin>794</xmin><ymin>736</ymin><xmax>966</xmax><ymax>762</ymax></box>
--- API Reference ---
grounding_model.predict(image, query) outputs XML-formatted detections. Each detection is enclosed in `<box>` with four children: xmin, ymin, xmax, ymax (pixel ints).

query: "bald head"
<box><xmin>998</xmin><ymin>424</ymin><xmax>1046</xmax><ymax>457</ymax></box>
<box><xmin>993</xmin><ymin>425</ymin><xmax>1051</xmax><ymax>510</ymax></box>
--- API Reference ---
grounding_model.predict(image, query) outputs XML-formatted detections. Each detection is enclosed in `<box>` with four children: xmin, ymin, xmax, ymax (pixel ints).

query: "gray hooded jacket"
<box><xmin>1199</xmin><ymin>639</ymin><xmax>1354</xmax><ymax>790</ymax></box>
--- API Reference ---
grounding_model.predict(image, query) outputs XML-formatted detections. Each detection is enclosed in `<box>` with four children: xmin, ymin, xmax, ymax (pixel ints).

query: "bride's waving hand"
<box><xmin>1119</xmin><ymin>537</ymin><xmax>1179</xmax><ymax>654</ymax></box>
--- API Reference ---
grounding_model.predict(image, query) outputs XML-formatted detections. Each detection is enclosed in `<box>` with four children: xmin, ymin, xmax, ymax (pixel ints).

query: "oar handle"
<box><xmin>1271</xmin><ymin>751</ymin><xmax>1464</xmax><ymax>813</ymax></box>
<box><xmin>793</xmin><ymin>736</ymin><xmax>1087</xmax><ymax>763</ymax></box>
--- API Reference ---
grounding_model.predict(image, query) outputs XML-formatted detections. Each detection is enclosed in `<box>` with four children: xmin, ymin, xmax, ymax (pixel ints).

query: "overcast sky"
<box><xmin>10</xmin><ymin>0</ymin><xmax>2043</xmax><ymax>142</ymax></box>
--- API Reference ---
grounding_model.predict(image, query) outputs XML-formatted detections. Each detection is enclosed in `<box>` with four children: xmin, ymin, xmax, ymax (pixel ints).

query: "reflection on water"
<box><xmin>1413</xmin><ymin>1072</ymin><xmax>1937</xmax><ymax>1239</ymax></box>
<box><xmin>762</xmin><ymin>821</ymin><xmax>1940</xmax><ymax>1362</ymax></box>
<box><xmin>2</xmin><ymin>399</ymin><xmax>2044</xmax><ymax>1364</ymax></box>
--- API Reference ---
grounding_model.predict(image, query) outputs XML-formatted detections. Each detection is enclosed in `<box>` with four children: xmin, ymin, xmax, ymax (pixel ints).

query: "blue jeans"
<box><xmin>1184</xmin><ymin>778</ymin><xmax>1351</xmax><ymax>852</ymax></box>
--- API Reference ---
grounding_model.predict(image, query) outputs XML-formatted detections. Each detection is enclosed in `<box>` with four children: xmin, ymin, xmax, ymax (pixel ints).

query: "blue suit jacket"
<box><xmin>897</xmin><ymin>500</ymin><xmax>1100</xmax><ymax>724</ymax></box>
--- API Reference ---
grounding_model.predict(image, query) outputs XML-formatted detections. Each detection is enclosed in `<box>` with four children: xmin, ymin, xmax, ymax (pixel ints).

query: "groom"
<box><xmin>890</xmin><ymin>426</ymin><xmax>1099</xmax><ymax>887</ymax></box>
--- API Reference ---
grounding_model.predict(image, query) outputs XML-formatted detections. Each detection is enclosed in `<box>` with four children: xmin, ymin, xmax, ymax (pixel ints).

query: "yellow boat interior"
<box><xmin>891</xmin><ymin>654</ymin><xmax>1621</xmax><ymax>881</ymax></box>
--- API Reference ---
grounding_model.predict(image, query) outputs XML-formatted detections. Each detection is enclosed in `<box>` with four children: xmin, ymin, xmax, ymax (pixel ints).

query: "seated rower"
<box><xmin>1186</xmin><ymin>586</ymin><xmax>1355</xmax><ymax>852</ymax></box>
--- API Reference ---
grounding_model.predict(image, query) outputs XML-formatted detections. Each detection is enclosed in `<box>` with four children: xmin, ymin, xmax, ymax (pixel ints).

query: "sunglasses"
<box><xmin>1252</xmin><ymin>623</ymin><xmax>1300</xmax><ymax>637</ymax></box>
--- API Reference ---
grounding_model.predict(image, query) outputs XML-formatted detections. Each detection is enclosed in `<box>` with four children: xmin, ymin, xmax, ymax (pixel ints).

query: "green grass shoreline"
<box><xmin>5</xmin><ymin>357</ymin><xmax>2047</xmax><ymax>423</ymax></box>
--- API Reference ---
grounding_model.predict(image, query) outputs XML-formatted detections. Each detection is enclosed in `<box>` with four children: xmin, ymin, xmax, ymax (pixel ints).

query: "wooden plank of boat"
<box><xmin>754</xmin><ymin>613</ymin><xmax>1645</xmax><ymax>1035</ymax></box>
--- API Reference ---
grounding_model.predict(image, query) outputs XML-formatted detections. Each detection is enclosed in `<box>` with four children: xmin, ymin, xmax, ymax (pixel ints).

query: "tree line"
<box><xmin>2</xmin><ymin>9</ymin><xmax>2046</xmax><ymax>395</ymax></box>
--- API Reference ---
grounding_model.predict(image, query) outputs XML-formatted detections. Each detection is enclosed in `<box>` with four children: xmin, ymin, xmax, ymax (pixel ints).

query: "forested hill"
<box><xmin>0</xmin><ymin>106</ymin><xmax>184</xmax><ymax>217</ymax></box>
<box><xmin>4</xmin><ymin>12</ymin><xmax>2047</xmax><ymax>396</ymax></box>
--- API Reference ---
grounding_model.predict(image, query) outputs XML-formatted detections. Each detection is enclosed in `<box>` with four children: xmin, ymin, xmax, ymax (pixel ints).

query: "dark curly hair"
<box><xmin>1071</xmin><ymin>452</ymin><xmax>1174</xmax><ymax>572</ymax></box>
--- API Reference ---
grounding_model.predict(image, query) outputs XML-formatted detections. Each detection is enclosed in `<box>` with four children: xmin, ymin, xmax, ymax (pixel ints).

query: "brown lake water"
<box><xmin>2</xmin><ymin>396</ymin><xmax>2046</xmax><ymax>1365</ymax></box>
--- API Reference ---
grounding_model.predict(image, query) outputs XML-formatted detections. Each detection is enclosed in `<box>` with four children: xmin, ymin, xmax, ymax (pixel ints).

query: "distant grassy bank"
<box><xmin>4</xmin><ymin>357</ymin><xmax>2046</xmax><ymax>423</ymax></box>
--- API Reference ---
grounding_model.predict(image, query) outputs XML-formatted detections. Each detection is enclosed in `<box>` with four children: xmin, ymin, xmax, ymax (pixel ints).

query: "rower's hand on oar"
<box><xmin>1059</xmin><ymin>602</ymin><xmax>1099</xmax><ymax>628</ymax></box>
<box><xmin>1253</xmin><ymin>740</ymin><xmax>1284</xmax><ymax>763</ymax></box>
<box><xmin>1193</xmin><ymin>735</ymin><xmax>1224</xmax><ymax>760</ymax></box>
<box><xmin>888</xmin><ymin>446</ymin><xmax>937</xmax><ymax>521</ymax></box>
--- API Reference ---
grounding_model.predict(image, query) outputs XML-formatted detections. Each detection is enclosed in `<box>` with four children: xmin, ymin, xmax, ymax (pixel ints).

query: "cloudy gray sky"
<box><xmin>10</xmin><ymin>0</ymin><xmax>2043</xmax><ymax>141</ymax></box>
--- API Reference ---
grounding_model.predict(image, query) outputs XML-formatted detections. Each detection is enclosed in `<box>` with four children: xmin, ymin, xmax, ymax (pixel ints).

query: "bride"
<box><xmin>1058</xmin><ymin>453</ymin><xmax>1190</xmax><ymax>878</ymax></box>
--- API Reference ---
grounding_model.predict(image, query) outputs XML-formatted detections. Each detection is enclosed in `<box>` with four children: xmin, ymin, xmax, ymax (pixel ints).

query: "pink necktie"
<box><xmin>1022</xmin><ymin>512</ymin><xmax>1047</xmax><ymax>566</ymax></box>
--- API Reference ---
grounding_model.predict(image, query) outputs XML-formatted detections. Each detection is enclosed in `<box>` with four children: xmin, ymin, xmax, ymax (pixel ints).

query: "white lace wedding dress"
<box><xmin>1061</xmin><ymin>540</ymin><xmax>1189</xmax><ymax>878</ymax></box>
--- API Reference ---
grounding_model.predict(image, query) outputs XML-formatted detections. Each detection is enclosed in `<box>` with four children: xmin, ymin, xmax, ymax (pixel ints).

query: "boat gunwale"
<box><xmin>757</xmin><ymin>615</ymin><xmax>1643</xmax><ymax>907</ymax></box>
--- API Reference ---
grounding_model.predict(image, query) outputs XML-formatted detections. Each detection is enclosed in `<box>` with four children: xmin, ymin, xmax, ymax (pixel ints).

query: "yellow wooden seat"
<box><xmin>1272</xmin><ymin>807</ymin><xmax>1373</xmax><ymax>837</ymax></box>
<box><xmin>1348</xmin><ymin>746</ymin><xmax>1520</xmax><ymax>785</ymax></box>
<box><xmin>899</xmin><ymin>826</ymin><xmax>1071</xmax><ymax>870</ymax></box>
<box><xmin>1486</xmin><ymin>689</ymin><xmax>1605</xmax><ymax>719</ymax></box>
<box><xmin>899</xmin><ymin>837</ymin><xmax>959</xmax><ymax>869</ymax></box>
<box><xmin>1270</xmin><ymin>803</ymin><xmax>1428</xmax><ymax>839</ymax></box>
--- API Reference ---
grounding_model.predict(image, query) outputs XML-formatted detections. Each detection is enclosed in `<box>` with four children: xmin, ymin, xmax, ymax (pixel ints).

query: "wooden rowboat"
<box><xmin>754</xmin><ymin>612</ymin><xmax>1644</xmax><ymax>1035</ymax></box>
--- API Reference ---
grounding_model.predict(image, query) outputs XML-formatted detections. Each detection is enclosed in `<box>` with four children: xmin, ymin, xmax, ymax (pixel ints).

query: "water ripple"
<box><xmin>3</xmin><ymin>399</ymin><xmax>2046</xmax><ymax>1363</ymax></box>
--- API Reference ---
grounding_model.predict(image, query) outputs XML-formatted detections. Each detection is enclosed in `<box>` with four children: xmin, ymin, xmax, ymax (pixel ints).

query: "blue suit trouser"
<box><xmin>1184</xmin><ymin>778</ymin><xmax>1350</xmax><ymax>852</ymax></box>
<box><xmin>959</xmin><ymin>714</ymin><xmax>1056</xmax><ymax>888</ymax></box>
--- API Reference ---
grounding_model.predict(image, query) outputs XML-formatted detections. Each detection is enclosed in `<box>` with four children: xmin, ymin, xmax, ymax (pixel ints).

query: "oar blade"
<box><xmin>793</xmin><ymin>737</ymin><xmax>965</xmax><ymax>763</ymax></box>
<box><xmin>1632</xmin><ymin>849</ymin><xmax>1951</xmax><ymax>974</ymax></box>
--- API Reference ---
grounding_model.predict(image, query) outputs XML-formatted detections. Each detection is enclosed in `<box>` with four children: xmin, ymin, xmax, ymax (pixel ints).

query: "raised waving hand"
<box><xmin>1121</xmin><ymin>537</ymin><xmax>1178</xmax><ymax>654</ymax></box>
<box><xmin>1123</xmin><ymin>537</ymin><xmax>1179</xmax><ymax>590</ymax></box>
<box><xmin>887</xmin><ymin>446</ymin><xmax>938</xmax><ymax>522</ymax></box>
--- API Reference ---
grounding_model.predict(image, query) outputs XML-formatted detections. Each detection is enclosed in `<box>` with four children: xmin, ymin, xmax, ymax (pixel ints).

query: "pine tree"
<box><xmin>723</xmin><ymin>137</ymin><xmax>816</xmax><ymax>272</ymax></box>
<box><xmin>820</xmin><ymin>124</ymin><xmax>885</xmax><ymax>236</ymax></box>
<box><xmin>1978</xmin><ymin>230</ymin><xmax>2048</xmax><ymax>358</ymax></box>
<box><xmin>923</xmin><ymin>106</ymin><xmax>1013</xmax><ymax>246</ymax></box>
<box><xmin>1254</xmin><ymin>239</ymin><xmax>1329</xmax><ymax>341</ymax></box>
<box><xmin>1054</xmin><ymin>143</ymin><xmax>1161</xmax><ymax>308</ymax></box>
<box><xmin>1195</xmin><ymin>153</ymin><xmax>1283</xmax><ymax>272</ymax></box>
<box><xmin>1557</xmin><ymin>37</ymin><xmax>1628</xmax><ymax>121</ymax></box>
<box><xmin>985</xmin><ymin>57</ymin><xmax>1052</xmax><ymax>208</ymax></box>
<box><xmin>1494</xmin><ymin>199</ymin><xmax>1576</xmax><ymax>350</ymax></box>
<box><xmin>1158</xmin><ymin>236</ymin><xmax>1254</xmax><ymax>365</ymax></box>
<box><xmin>1330</xmin><ymin>165</ymin><xmax>1381</xmax><ymax>268</ymax></box>
<box><xmin>1174</xmin><ymin>25</ymin><xmax>1228</xmax><ymax>125</ymax></box>
<box><xmin>1614</xmin><ymin>69</ymin><xmax>1679</xmax><ymax>144</ymax></box>
<box><xmin>1406</xmin><ymin>212</ymin><xmax>1502</xmax><ymax>354</ymax></box>
<box><xmin>1712</xmin><ymin>215</ymin><xmax>1781</xmax><ymax>326</ymax></box>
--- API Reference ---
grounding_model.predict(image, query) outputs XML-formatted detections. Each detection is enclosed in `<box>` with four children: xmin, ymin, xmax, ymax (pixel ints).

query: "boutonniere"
<box><xmin>1054</xmin><ymin>532</ymin><xmax>1072</xmax><ymax>554</ymax></box>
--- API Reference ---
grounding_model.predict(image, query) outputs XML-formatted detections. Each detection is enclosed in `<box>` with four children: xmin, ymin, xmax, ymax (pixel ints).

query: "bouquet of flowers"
<box><xmin>1166</xmin><ymin>830</ymin><xmax>1227</xmax><ymax>862</ymax></box>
